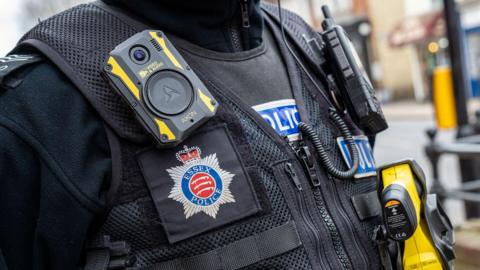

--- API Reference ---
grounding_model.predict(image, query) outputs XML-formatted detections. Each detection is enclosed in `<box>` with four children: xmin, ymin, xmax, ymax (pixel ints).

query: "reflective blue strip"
<box><xmin>337</xmin><ymin>136</ymin><xmax>377</xmax><ymax>178</ymax></box>
<box><xmin>253</xmin><ymin>99</ymin><xmax>300</xmax><ymax>140</ymax></box>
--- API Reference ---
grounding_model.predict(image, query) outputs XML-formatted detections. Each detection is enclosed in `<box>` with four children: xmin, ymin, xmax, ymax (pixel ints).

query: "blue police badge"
<box><xmin>252</xmin><ymin>99</ymin><xmax>301</xmax><ymax>141</ymax></box>
<box><xmin>337</xmin><ymin>135</ymin><xmax>376</xmax><ymax>178</ymax></box>
<box><xmin>167</xmin><ymin>146</ymin><xmax>235</xmax><ymax>219</ymax></box>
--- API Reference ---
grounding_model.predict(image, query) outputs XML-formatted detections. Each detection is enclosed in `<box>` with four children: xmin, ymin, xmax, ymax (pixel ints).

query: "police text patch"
<box><xmin>252</xmin><ymin>99</ymin><xmax>300</xmax><ymax>141</ymax></box>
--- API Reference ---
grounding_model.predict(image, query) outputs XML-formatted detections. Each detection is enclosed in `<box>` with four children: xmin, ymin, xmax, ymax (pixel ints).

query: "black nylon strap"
<box><xmin>0</xmin><ymin>54</ymin><xmax>43</xmax><ymax>88</ymax></box>
<box><xmin>351</xmin><ymin>191</ymin><xmax>382</xmax><ymax>220</ymax></box>
<box><xmin>84</xmin><ymin>235</ymin><xmax>134</xmax><ymax>270</ymax></box>
<box><xmin>0</xmin><ymin>249</ymin><xmax>8</xmax><ymax>270</ymax></box>
<box><xmin>85</xmin><ymin>249</ymin><xmax>110</xmax><ymax>270</ymax></box>
<box><xmin>261</xmin><ymin>3</ymin><xmax>324</xmax><ymax>73</ymax></box>
<box><xmin>140</xmin><ymin>222</ymin><xmax>301</xmax><ymax>270</ymax></box>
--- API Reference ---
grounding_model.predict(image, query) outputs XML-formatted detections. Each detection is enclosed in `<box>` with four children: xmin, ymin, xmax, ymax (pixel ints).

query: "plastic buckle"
<box><xmin>85</xmin><ymin>235</ymin><xmax>137</xmax><ymax>270</ymax></box>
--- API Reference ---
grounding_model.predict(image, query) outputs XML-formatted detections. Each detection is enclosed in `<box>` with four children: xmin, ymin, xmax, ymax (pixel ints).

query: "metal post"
<box><xmin>443</xmin><ymin>0</ymin><xmax>480</xmax><ymax>218</ymax></box>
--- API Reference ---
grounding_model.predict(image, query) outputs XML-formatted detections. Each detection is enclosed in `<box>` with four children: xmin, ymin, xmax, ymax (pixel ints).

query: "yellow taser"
<box><xmin>378</xmin><ymin>160</ymin><xmax>444</xmax><ymax>269</ymax></box>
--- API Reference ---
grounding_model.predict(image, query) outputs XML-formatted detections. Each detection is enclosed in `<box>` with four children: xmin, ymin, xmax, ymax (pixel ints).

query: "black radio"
<box><xmin>319</xmin><ymin>6</ymin><xmax>388</xmax><ymax>135</ymax></box>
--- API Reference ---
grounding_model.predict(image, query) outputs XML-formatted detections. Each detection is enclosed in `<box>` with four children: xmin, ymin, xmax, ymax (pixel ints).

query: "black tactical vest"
<box><xmin>15</xmin><ymin>2</ymin><xmax>383</xmax><ymax>269</ymax></box>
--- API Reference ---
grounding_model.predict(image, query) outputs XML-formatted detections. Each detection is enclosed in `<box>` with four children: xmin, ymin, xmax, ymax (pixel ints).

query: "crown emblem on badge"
<box><xmin>176</xmin><ymin>145</ymin><xmax>201</xmax><ymax>164</ymax></box>
<box><xmin>167</xmin><ymin>145</ymin><xmax>236</xmax><ymax>219</ymax></box>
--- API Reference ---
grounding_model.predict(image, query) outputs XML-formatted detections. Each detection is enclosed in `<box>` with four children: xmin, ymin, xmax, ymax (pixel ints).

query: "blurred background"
<box><xmin>2</xmin><ymin>0</ymin><xmax>480</xmax><ymax>268</ymax></box>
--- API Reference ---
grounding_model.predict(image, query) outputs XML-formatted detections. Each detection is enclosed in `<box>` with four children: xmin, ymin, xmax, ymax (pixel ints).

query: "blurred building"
<box><xmin>20</xmin><ymin>0</ymin><xmax>89</xmax><ymax>30</ymax></box>
<box><xmin>277</xmin><ymin>0</ymin><xmax>480</xmax><ymax>104</ymax></box>
<box><xmin>388</xmin><ymin>0</ymin><xmax>480</xmax><ymax>100</ymax></box>
<box><xmin>5</xmin><ymin>0</ymin><xmax>480</xmax><ymax>103</ymax></box>
<box><xmin>0</xmin><ymin>0</ymin><xmax>88</xmax><ymax>55</ymax></box>
<box><xmin>387</xmin><ymin>0</ymin><xmax>445</xmax><ymax>102</ymax></box>
<box><xmin>277</xmin><ymin>0</ymin><xmax>447</xmax><ymax>102</ymax></box>
<box><xmin>461</xmin><ymin>0</ymin><xmax>480</xmax><ymax>97</ymax></box>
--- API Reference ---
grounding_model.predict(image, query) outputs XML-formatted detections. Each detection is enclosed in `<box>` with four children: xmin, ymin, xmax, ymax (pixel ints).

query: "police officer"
<box><xmin>0</xmin><ymin>0</ymin><xmax>384</xmax><ymax>269</ymax></box>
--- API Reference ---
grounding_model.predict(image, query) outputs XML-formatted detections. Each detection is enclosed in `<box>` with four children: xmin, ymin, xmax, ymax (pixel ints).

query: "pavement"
<box><xmin>374</xmin><ymin>101</ymin><xmax>466</xmax><ymax>226</ymax></box>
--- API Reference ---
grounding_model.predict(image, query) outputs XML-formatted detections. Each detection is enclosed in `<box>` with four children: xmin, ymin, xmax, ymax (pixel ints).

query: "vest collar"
<box><xmin>101</xmin><ymin>0</ymin><xmax>264</xmax><ymax>53</ymax></box>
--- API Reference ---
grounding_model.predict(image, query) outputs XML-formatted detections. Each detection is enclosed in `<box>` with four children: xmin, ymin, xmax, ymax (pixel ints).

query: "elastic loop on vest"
<box><xmin>140</xmin><ymin>221</ymin><xmax>302</xmax><ymax>270</ymax></box>
<box><xmin>351</xmin><ymin>191</ymin><xmax>382</xmax><ymax>221</ymax></box>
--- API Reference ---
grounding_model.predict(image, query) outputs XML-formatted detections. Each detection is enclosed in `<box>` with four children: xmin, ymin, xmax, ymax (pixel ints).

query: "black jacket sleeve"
<box><xmin>0</xmin><ymin>60</ymin><xmax>111</xmax><ymax>270</ymax></box>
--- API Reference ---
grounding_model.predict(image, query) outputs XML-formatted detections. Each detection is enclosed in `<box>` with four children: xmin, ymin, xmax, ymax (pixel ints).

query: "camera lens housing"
<box><xmin>130</xmin><ymin>46</ymin><xmax>150</xmax><ymax>64</ymax></box>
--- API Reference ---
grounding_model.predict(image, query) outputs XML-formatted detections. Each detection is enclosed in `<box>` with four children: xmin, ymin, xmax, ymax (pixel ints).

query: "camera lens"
<box><xmin>130</xmin><ymin>46</ymin><xmax>149</xmax><ymax>64</ymax></box>
<box><xmin>133</xmin><ymin>50</ymin><xmax>146</xmax><ymax>61</ymax></box>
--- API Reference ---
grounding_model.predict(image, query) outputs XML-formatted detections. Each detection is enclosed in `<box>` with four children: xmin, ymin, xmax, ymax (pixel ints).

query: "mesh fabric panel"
<box><xmin>19</xmin><ymin>5</ymin><xmax>304</xmax><ymax>266</ymax></box>
<box><xmin>300</xmin><ymin>68</ymin><xmax>381</xmax><ymax>268</ymax></box>
<box><xmin>19</xmin><ymin>4</ymin><xmax>145</xmax><ymax>140</ymax></box>
<box><xmin>99</xmin><ymin>91</ymin><xmax>302</xmax><ymax>267</ymax></box>
<box><xmin>22</xmin><ymin>3</ymin><xmax>381</xmax><ymax>269</ymax></box>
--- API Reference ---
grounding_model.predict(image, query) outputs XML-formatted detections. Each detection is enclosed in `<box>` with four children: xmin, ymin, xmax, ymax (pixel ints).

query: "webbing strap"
<box><xmin>84</xmin><ymin>235</ymin><xmax>135</xmax><ymax>270</ymax></box>
<box><xmin>351</xmin><ymin>191</ymin><xmax>382</xmax><ymax>220</ymax></box>
<box><xmin>85</xmin><ymin>249</ymin><xmax>110</xmax><ymax>270</ymax></box>
<box><xmin>140</xmin><ymin>222</ymin><xmax>301</xmax><ymax>270</ymax></box>
<box><xmin>261</xmin><ymin>3</ymin><xmax>324</xmax><ymax>73</ymax></box>
<box><xmin>0</xmin><ymin>249</ymin><xmax>8</xmax><ymax>270</ymax></box>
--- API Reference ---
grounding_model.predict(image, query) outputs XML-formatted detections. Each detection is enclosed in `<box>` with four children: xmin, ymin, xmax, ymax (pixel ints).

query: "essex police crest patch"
<box><xmin>167</xmin><ymin>145</ymin><xmax>235</xmax><ymax>219</ymax></box>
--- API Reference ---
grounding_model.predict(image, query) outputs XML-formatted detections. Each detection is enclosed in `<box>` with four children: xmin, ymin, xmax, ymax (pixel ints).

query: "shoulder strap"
<box><xmin>12</xmin><ymin>3</ymin><xmax>149</xmax><ymax>142</ymax></box>
<box><xmin>0</xmin><ymin>54</ymin><xmax>43</xmax><ymax>89</ymax></box>
<box><xmin>261</xmin><ymin>2</ymin><xmax>325</xmax><ymax>74</ymax></box>
<box><xmin>12</xmin><ymin>2</ymin><xmax>322</xmax><ymax>142</ymax></box>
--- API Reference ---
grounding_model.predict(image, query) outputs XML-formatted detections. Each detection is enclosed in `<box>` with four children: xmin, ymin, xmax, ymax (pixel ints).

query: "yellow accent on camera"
<box><xmin>198</xmin><ymin>89</ymin><xmax>216</xmax><ymax>113</ymax></box>
<box><xmin>107</xmin><ymin>56</ymin><xmax>141</xmax><ymax>100</ymax></box>
<box><xmin>149</xmin><ymin>32</ymin><xmax>183</xmax><ymax>70</ymax></box>
<box><xmin>154</xmin><ymin>118</ymin><xmax>176</xmax><ymax>141</ymax></box>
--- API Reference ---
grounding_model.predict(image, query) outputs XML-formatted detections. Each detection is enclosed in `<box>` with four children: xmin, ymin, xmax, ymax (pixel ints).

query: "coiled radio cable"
<box><xmin>298</xmin><ymin>109</ymin><xmax>359</xmax><ymax>179</ymax></box>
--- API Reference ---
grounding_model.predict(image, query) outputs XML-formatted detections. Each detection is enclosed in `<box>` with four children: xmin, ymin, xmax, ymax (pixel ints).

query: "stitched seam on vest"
<box><xmin>0</xmin><ymin>115</ymin><xmax>103</xmax><ymax>212</ymax></box>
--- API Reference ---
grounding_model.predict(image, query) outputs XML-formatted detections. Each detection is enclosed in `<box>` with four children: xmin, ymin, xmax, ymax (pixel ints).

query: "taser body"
<box><xmin>380</xmin><ymin>163</ymin><xmax>443</xmax><ymax>270</ymax></box>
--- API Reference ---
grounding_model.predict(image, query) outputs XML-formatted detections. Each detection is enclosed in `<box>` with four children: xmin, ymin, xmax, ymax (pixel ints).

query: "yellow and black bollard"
<box><xmin>432</xmin><ymin>66</ymin><xmax>457</xmax><ymax>130</ymax></box>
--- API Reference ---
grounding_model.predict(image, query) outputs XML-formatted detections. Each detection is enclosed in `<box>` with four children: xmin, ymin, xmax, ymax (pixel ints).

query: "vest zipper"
<box><xmin>292</xmin><ymin>142</ymin><xmax>321</xmax><ymax>187</ymax></box>
<box><xmin>182</xmin><ymin>50</ymin><xmax>357</xmax><ymax>269</ymax></box>
<box><xmin>240</xmin><ymin>0</ymin><xmax>251</xmax><ymax>28</ymax></box>
<box><xmin>284</xmin><ymin>162</ymin><xmax>329</xmax><ymax>270</ymax></box>
<box><xmin>325</xmin><ymin>175</ymin><xmax>370</xmax><ymax>268</ymax></box>
<box><xmin>312</xmin><ymin>189</ymin><xmax>352</xmax><ymax>269</ymax></box>
<box><xmin>293</xmin><ymin>133</ymin><xmax>369</xmax><ymax>268</ymax></box>
<box><xmin>229</xmin><ymin>0</ymin><xmax>250</xmax><ymax>51</ymax></box>
<box><xmin>290</xmin><ymin>142</ymin><xmax>351</xmax><ymax>269</ymax></box>
<box><xmin>229</xmin><ymin>19</ymin><xmax>243</xmax><ymax>51</ymax></box>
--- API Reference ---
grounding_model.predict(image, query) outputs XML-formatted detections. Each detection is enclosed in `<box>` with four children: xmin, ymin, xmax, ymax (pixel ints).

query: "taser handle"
<box><xmin>380</xmin><ymin>163</ymin><xmax>443</xmax><ymax>270</ymax></box>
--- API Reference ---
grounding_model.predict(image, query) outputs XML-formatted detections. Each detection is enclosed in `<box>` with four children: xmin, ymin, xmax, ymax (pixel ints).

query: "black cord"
<box><xmin>276</xmin><ymin>0</ymin><xmax>334</xmax><ymax>109</ymax></box>
<box><xmin>276</xmin><ymin>0</ymin><xmax>359</xmax><ymax>179</ymax></box>
<box><xmin>299</xmin><ymin>110</ymin><xmax>359</xmax><ymax>179</ymax></box>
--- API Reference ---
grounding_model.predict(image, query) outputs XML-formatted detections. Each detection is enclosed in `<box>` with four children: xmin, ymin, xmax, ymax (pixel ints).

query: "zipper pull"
<box><xmin>285</xmin><ymin>162</ymin><xmax>303</xmax><ymax>191</ymax></box>
<box><xmin>297</xmin><ymin>145</ymin><xmax>321</xmax><ymax>187</ymax></box>
<box><xmin>240</xmin><ymin>0</ymin><xmax>251</xmax><ymax>28</ymax></box>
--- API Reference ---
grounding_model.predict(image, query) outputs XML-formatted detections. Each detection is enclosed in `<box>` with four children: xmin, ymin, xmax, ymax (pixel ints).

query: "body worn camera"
<box><xmin>319</xmin><ymin>6</ymin><xmax>388</xmax><ymax>135</ymax></box>
<box><xmin>104</xmin><ymin>30</ymin><xmax>218</xmax><ymax>148</ymax></box>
